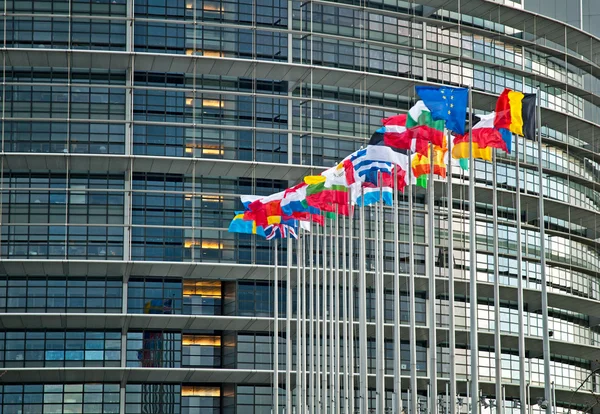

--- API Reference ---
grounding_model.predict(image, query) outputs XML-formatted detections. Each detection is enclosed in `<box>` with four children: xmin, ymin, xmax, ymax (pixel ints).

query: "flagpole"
<box><xmin>323</xmin><ymin>219</ymin><xmax>329</xmax><ymax>413</ymax></box>
<box><xmin>302</xmin><ymin>226</ymin><xmax>308</xmax><ymax>411</ymax></box>
<box><xmin>335</xmin><ymin>206</ymin><xmax>341</xmax><ymax>414</ymax></box>
<box><xmin>359</xmin><ymin>187</ymin><xmax>369</xmax><ymax>414</ymax></box>
<box><xmin>296</xmin><ymin>232</ymin><xmax>303</xmax><ymax>414</ymax></box>
<box><xmin>316</xmin><ymin>220</ymin><xmax>322</xmax><ymax>414</ymax></box>
<box><xmin>274</xmin><ymin>238</ymin><xmax>279</xmax><ymax>413</ymax></box>
<box><xmin>342</xmin><ymin>199</ymin><xmax>350</xmax><ymax>414</ymax></box>
<box><xmin>330</xmin><ymin>214</ymin><xmax>336</xmax><ymax>413</ymax></box>
<box><xmin>375</xmin><ymin>172</ymin><xmax>385</xmax><ymax>414</ymax></box>
<box><xmin>393</xmin><ymin>167</ymin><xmax>403</xmax><ymax>414</ymax></box>
<box><xmin>286</xmin><ymin>236</ymin><xmax>293</xmax><ymax>414</ymax></box>
<box><xmin>515</xmin><ymin>133</ymin><xmax>527</xmax><ymax>414</ymax></box>
<box><xmin>446</xmin><ymin>131</ymin><xmax>457</xmax><ymax>414</ymax></box>
<box><xmin>537</xmin><ymin>85</ymin><xmax>552</xmax><ymax>414</ymax></box>
<box><xmin>409</xmin><ymin>154</ymin><xmax>418</xmax><ymax>414</ymax></box>
<box><xmin>380</xmin><ymin>175</ymin><xmax>386</xmax><ymax>413</ymax></box>
<box><xmin>348</xmin><ymin>189</ymin><xmax>356</xmax><ymax>414</ymax></box>
<box><xmin>468</xmin><ymin>85</ymin><xmax>479</xmax><ymax>414</ymax></box>
<box><xmin>428</xmin><ymin>145</ymin><xmax>438</xmax><ymax>414</ymax></box>
<box><xmin>309</xmin><ymin>218</ymin><xmax>316</xmax><ymax>414</ymax></box>
<box><xmin>492</xmin><ymin>150</ymin><xmax>503</xmax><ymax>414</ymax></box>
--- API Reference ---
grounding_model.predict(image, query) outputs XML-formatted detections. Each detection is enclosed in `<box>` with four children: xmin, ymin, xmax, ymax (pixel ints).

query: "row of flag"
<box><xmin>228</xmin><ymin>87</ymin><xmax>537</xmax><ymax>240</ymax></box>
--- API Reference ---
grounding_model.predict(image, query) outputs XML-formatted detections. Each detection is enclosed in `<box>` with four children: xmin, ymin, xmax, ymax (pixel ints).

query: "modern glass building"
<box><xmin>0</xmin><ymin>0</ymin><xmax>599</xmax><ymax>413</ymax></box>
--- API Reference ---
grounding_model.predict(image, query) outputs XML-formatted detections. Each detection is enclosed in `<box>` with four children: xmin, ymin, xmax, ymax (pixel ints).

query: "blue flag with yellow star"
<box><xmin>415</xmin><ymin>86</ymin><xmax>468</xmax><ymax>135</ymax></box>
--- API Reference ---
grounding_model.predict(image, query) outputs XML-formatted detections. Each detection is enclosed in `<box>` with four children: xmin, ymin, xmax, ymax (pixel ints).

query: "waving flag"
<box><xmin>494</xmin><ymin>88</ymin><xmax>536</xmax><ymax>152</ymax></box>
<box><xmin>228</xmin><ymin>212</ymin><xmax>266</xmax><ymax>237</ymax></box>
<box><xmin>452</xmin><ymin>134</ymin><xmax>492</xmax><ymax>161</ymax></box>
<box><xmin>280</xmin><ymin>183</ymin><xmax>320</xmax><ymax>216</ymax></box>
<box><xmin>415</xmin><ymin>86</ymin><xmax>468</xmax><ymax>135</ymax></box>
<box><xmin>468</xmin><ymin>112</ymin><xmax>508</xmax><ymax>152</ymax></box>
<box><xmin>382</xmin><ymin>102</ymin><xmax>445</xmax><ymax>153</ymax></box>
<box><xmin>305</xmin><ymin>182</ymin><xmax>350</xmax><ymax>215</ymax></box>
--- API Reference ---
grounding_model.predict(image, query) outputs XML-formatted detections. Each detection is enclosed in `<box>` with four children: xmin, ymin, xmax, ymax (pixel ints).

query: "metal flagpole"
<box><xmin>309</xmin><ymin>219</ymin><xmax>316</xmax><ymax>413</ymax></box>
<box><xmin>393</xmin><ymin>167</ymin><xmax>403</xmax><ymax>413</ymax></box>
<box><xmin>515</xmin><ymin>132</ymin><xmax>527</xmax><ymax>414</ymax></box>
<box><xmin>335</xmin><ymin>207</ymin><xmax>341</xmax><ymax>414</ymax></box>
<box><xmin>330</xmin><ymin>215</ymin><xmax>336</xmax><ymax>412</ymax></box>
<box><xmin>323</xmin><ymin>219</ymin><xmax>329</xmax><ymax>413</ymax></box>
<box><xmin>302</xmin><ymin>226</ymin><xmax>308</xmax><ymax>411</ymax></box>
<box><xmin>428</xmin><ymin>144</ymin><xmax>437</xmax><ymax>414</ymax></box>
<box><xmin>316</xmin><ymin>220</ymin><xmax>322</xmax><ymax>414</ymax></box>
<box><xmin>342</xmin><ymin>200</ymin><xmax>349</xmax><ymax>414</ymax></box>
<box><xmin>286</xmin><ymin>237</ymin><xmax>293</xmax><ymax>413</ymax></box>
<box><xmin>468</xmin><ymin>86</ymin><xmax>479</xmax><ymax>414</ymax></box>
<box><xmin>537</xmin><ymin>86</ymin><xmax>552</xmax><ymax>414</ymax></box>
<box><xmin>296</xmin><ymin>232</ymin><xmax>303</xmax><ymax>414</ymax></box>
<box><xmin>409</xmin><ymin>156</ymin><xmax>418</xmax><ymax>414</ymax></box>
<box><xmin>348</xmin><ymin>189</ymin><xmax>356</xmax><ymax>414</ymax></box>
<box><xmin>378</xmin><ymin>173</ymin><xmax>386</xmax><ymax>413</ymax></box>
<box><xmin>375</xmin><ymin>173</ymin><xmax>385</xmax><ymax>413</ymax></box>
<box><xmin>350</xmin><ymin>208</ymin><xmax>354</xmax><ymax>414</ymax></box>
<box><xmin>274</xmin><ymin>239</ymin><xmax>279</xmax><ymax>413</ymax></box>
<box><xmin>359</xmin><ymin>187</ymin><xmax>369</xmax><ymax>414</ymax></box>
<box><xmin>492</xmin><ymin>151</ymin><xmax>503</xmax><ymax>414</ymax></box>
<box><xmin>446</xmin><ymin>131</ymin><xmax>457</xmax><ymax>414</ymax></box>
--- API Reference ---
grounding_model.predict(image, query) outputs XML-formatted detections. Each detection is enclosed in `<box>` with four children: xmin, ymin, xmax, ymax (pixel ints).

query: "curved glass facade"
<box><xmin>0</xmin><ymin>0</ymin><xmax>599</xmax><ymax>413</ymax></box>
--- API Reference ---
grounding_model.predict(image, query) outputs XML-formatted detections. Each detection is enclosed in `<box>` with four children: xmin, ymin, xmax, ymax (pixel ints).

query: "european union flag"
<box><xmin>415</xmin><ymin>86</ymin><xmax>468</xmax><ymax>135</ymax></box>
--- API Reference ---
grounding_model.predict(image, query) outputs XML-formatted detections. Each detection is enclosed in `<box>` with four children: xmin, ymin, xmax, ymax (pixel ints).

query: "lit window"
<box><xmin>201</xmin><ymin>144</ymin><xmax>224</xmax><ymax>156</ymax></box>
<box><xmin>185</xmin><ymin>98</ymin><xmax>194</xmax><ymax>106</ymax></box>
<box><xmin>183</xmin><ymin>240</ymin><xmax>223</xmax><ymax>249</ymax></box>
<box><xmin>184</xmin><ymin>240</ymin><xmax>198</xmax><ymax>248</ymax></box>
<box><xmin>182</xmin><ymin>335</ymin><xmax>221</xmax><ymax>346</ymax></box>
<box><xmin>183</xmin><ymin>280</ymin><xmax>222</xmax><ymax>297</ymax></box>
<box><xmin>202</xmin><ymin>3</ymin><xmax>222</xmax><ymax>12</ymax></box>
<box><xmin>184</xmin><ymin>144</ymin><xmax>225</xmax><ymax>156</ymax></box>
<box><xmin>201</xmin><ymin>240</ymin><xmax>223</xmax><ymax>249</ymax></box>
<box><xmin>202</xmin><ymin>99</ymin><xmax>223</xmax><ymax>108</ymax></box>
<box><xmin>185</xmin><ymin>49</ymin><xmax>223</xmax><ymax>57</ymax></box>
<box><xmin>182</xmin><ymin>386</ymin><xmax>221</xmax><ymax>397</ymax></box>
<box><xmin>201</xmin><ymin>195</ymin><xmax>224</xmax><ymax>202</ymax></box>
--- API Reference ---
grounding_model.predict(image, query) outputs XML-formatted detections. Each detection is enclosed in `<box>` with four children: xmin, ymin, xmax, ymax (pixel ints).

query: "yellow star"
<box><xmin>448</xmin><ymin>110</ymin><xmax>451</xmax><ymax>114</ymax></box>
<box><xmin>450</xmin><ymin>103</ymin><xmax>454</xmax><ymax>107</ymax></box>
<box><xmin>442</xmin><ymin>96</ymin><xmax>446</xmax><ymax>99</ymax></box>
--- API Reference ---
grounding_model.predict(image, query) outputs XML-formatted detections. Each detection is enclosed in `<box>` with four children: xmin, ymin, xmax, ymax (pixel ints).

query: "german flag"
<box><xmin>494</xmin><ymin>88</ymin><xmax>537</xmax><ymax>151</ymax></box>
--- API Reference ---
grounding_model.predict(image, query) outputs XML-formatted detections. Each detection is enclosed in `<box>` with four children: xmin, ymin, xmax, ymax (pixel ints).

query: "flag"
<box><xmin>494</xmin><ymin>88</ymin><xmax>536</xmax><ymax>151</ymax></box>
<box><xmin>344</xmin><ymin>145</ymin><xmax>411</xmax><ymax>185</ymax></box>
<box><xmin>264</xmin><ymin>220</ymin><xmax>300</xmax><ymax>240</ymax></box>
<box><xmin>280</xmin><ymin>183</ymin><xmax>320</xmax><ymax>217</ymax></box>
<box><xmin>452</xmin><ymin>134</ymin><xmax>493</xmax><ymax>162</ymax></box>
<box><xmin>355</xmin><ymin>186</ymin><xmax>393</xmax><ymax>207</ymax></box>
<box><xmin>305</xmin><ymin>182</ymin><xmax>350</xmax><ymax>215</ymax></box>
<box><xmin>240</xmin><ymin>195</ymin><xmax>263</xmax><ymax>209</ymax></box>
<box><xmin>228</xmin><ymin>212</ymin><xmax>267</xmax><ymax>237</ymax></box>
<box><xmin>415</xmin><ymin>86</ymin><xmax>468</xmax><ymax>135</ymax></box>
<box><xmin>381</xmin><ymin>114</ymin><xmax>430</xmax><ymax>155</ymax></box>
<box><xmin>416</xmin><ymin>175</ymin><xmax>428</xmax><ymax>188</ymax></box>
<box><xmin>405</xmin><ymin>101</ymin><xmax>446</xmax><ymax>145</ymax></box>
<box><xmin>411</xmin><ymin>149</ymin><xmax>447</xmax><ymax>179</ymax></box>
<box><xmin>243</xmin><ymin>191</ymin><xmax>285</xmax><ymax>227</ymax></box>
<box><xmin>466</xmin><ymin>112</ymin><xmax>508</xmax><ymax>152</ymax></box>
<box><xmin>368</xmin><ymin>127</ymin><xmax>386</xmax><ymax>146</ymax></box>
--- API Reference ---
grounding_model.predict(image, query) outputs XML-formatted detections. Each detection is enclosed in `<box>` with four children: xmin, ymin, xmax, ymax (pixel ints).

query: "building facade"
<box><xmin>0</xmin><ymin>0</ymin><xmax>599</xmax><ymax>413</ymax></box>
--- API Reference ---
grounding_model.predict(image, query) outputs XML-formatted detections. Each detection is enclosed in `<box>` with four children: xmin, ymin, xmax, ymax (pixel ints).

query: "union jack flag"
<box><xmin>265</xmin><ymin>223</ymin><xmax>298</xmax><ymax>240</ymax></box>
